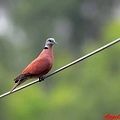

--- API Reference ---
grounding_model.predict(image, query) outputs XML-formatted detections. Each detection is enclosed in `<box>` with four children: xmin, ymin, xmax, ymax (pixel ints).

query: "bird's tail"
<box><xmin>10</xmin><ymin>73</ymin><xmax>33</xmax><ymax>93</ymax></box>
<box><xmin>10</xmin><ymin>80</ymin><xmax>22</xmax><ymax>93</ymax></box>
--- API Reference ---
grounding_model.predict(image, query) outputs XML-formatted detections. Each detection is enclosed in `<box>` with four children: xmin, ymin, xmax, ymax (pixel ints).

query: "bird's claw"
<box><xmin>39</xmin><ymin>76</ymin><xmax>44</xmax><ymax>82</ymax></box>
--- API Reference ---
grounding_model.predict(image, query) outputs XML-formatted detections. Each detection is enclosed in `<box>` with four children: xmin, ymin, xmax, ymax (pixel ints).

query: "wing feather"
<box><xmin>22</xmin><ymin>57</ymin><xmax>53</xmax><ymax>76</ymax></box>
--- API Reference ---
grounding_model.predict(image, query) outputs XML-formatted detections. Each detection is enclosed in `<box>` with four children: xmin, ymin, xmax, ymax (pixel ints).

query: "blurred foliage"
<box><xmin>0</xmin><ymin>0</ymin><xmax>120</xmax><ymax>120</ymax></box>
<box><xmin>11</xmin><ymin>0</ymin><xmax>114</xmax><ymax>48</ymax></box>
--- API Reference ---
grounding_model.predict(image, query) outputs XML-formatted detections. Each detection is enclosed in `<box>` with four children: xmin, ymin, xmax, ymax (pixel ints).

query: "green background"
<box><xmin>0</xmin><ymin>0</ymin><xmax>120</xmax><ymax>120</ymax></box>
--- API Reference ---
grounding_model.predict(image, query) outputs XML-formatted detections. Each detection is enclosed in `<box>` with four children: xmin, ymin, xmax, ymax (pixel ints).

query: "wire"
<box><xmin>0</xmin><ymin>38</ymin><xmax>120</xmax><ymax>98</ymax></box>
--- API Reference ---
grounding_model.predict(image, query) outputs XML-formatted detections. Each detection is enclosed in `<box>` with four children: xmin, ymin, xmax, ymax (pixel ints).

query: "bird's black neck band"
<box><xmin>44</xmin><ymin>47</ymin><xmax>48</xmax><ymax>49</ymax></box>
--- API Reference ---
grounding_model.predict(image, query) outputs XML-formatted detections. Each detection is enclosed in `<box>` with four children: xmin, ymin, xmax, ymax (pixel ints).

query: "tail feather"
<box><xmin>10</xmin><ymin>80</ymin><xmax>21</xmax><ymax>92</ymax></box>
<box><xmin>10</xmin><ymin>73</ymin><xmax>33</xmax><ymax>92</ymax></box>
<box><xmin>14</xmin><ymin>73</ymin><xmax>33</xmax><ymax>83</ymax></box>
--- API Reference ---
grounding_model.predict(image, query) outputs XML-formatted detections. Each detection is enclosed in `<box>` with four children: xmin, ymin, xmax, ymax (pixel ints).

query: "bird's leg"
<box><xmin>39</xmin><ymin>76</ymin><xmax>45</xmax><ymax>82</ymax></box>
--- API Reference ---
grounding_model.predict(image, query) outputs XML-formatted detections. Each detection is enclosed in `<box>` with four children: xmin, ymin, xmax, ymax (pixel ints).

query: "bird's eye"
<box><xmin>48</xmin><ymin>40</ymin><xmax>52</xmax><ymax>42</ymax></box>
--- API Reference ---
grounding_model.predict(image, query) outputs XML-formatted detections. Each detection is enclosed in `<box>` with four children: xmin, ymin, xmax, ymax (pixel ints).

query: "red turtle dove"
<box><xmin>10</xmin><ymin>38</ymin><xmax>57</xmax><ymax>92</ymax></box>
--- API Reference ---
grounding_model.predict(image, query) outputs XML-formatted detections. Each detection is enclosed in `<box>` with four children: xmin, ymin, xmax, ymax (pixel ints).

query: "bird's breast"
<box><xmin>22</xmin><ymin>48</ymin><xmax>54</xmax><ymax>77</ymax></box>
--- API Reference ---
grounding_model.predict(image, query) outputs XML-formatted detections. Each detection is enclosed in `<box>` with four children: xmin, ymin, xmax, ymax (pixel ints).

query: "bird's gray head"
<box><xmin>45</xmin><ymin>38</ymin><xmax>57</xmax><ymax>48</ymax></box>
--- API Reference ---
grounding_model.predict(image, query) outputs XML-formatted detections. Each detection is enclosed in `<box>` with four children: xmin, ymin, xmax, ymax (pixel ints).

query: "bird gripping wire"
<box><xmin>0</xmin><ymin>38</ymin><xmax>120</xmax><ymax>98</ymax></box>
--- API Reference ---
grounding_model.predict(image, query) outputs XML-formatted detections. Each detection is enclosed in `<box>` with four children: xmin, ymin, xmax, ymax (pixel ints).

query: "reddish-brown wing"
<box><xmin>22</xmin><ymin>57</ymin><xmax>53</xmax><ymax>77</ymax></box>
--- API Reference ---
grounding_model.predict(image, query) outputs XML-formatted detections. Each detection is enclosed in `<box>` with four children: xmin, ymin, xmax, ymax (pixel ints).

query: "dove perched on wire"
<box><xmin>10</xmin><ymin>38</ymin><xmax>57</xmax><ymax>92</ymax></box>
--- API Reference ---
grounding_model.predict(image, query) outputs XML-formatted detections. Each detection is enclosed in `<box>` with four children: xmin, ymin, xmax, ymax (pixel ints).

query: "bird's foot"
<box><xmin>39</xmin><ymin>76</ymin><xmax>44</xmax><ymax>82</ymax></box>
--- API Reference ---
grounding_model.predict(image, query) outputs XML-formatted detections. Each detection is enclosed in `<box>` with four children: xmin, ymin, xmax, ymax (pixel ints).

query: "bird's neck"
<box><xmin>44</xmin><ymin>47</ymin><xmax>49</xmax><ymax>49</ymax></box>
<box><xmin>40</xmin><ymin>46</ymin><xmax>53</xmax><ymax>57</ymax></box>
<box><xmin>44</xmin><ymin>44</ymin><xmax>52</xmax><ymax>49</ymax></box>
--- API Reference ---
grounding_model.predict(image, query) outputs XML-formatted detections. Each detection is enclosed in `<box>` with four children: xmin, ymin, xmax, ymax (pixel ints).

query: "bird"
<box><xmin>10</xmin><ymin>38</ymin><xmax>57</xmax><ymax>92</ymax></box>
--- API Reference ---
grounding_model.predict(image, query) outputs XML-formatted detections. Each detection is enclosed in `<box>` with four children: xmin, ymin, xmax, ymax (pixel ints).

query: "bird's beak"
<box><xmin>54</xmin><ymin>41</ymin><xmax>57</xmax><ymax>45</ymax></box>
